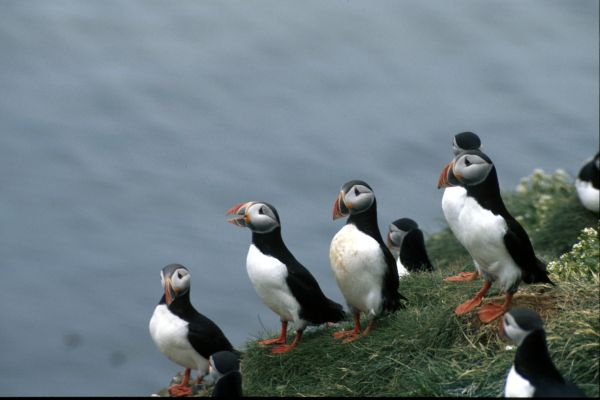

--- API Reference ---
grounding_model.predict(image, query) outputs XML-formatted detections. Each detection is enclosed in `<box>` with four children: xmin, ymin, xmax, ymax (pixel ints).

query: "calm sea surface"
<box><xmin>0</xmin><ymin>0</ymin><xmax>597</xmax><ymax>395</ymax></box>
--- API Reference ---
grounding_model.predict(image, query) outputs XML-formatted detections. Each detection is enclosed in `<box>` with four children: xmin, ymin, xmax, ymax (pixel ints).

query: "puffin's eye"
<box><xmin>354</xmin><ymin>187</ymin><xmax>360</xmax><ymax>196</ymax></box>
<box><xmin>177</xmin><ymin>272</ymin><xmax>183</xmax><ymax>279</ymax></box>
<box><xmin>258</xmin><ymin>207</ymin><xmax>264</xmax><ymax>215</ymax></box>
<box><xmin>464</xmin><ymin>157</ymin><xmax>472</xmax><ymax>167</ymax></box>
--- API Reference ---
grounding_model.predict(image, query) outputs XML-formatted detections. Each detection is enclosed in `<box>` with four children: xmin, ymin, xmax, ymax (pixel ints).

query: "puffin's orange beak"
<box><xmin>164</xmin><ymin>277</ymin><xmax>176</xmax><ymax>306</ymax></box>
<box><xmin>332</xmin><ymin>191</ymin><xmax>348</xmax><ymax>220</ymax></box>
<box><xmin>437</xmin><ymin>159</ymin><xmax>456</xmax><ymax>189</ymax></box>
<box><xmin>226</xmin><ymin>202</ymin><xmax>253</xmax><ymax>227</ymax></box>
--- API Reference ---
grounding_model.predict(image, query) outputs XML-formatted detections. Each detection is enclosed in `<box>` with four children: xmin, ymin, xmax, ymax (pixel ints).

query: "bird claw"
<box><xmin>332</xmin><ymin>329</ymin><xmax>358</xmax><ymax>339</ymax></box>
<box><xmin>258</xmin><ymin>337</ymin><xmax>286</xmax><ymax>346</ymax></box>
<box><xmin>455</xmin><ymin>296</ymin><xmax>483</xmax><ymax>315</ymax></box>
<box><xmin>478</xmin><ymin>302</ymin><xmax>506</xmax><ymax>324</ymax></box>
<box><xmin>271</xmin><ymin>344</ymin><xmax>296</xmax><ymax>354</ymax></box>
<box><xmin>168</xmin><ymin>384</ymin><xmax>192</xmax><ymax>397</ymax></box>
<box><xmin>444</xmin><ymin>271</ymin><xmax>479</xmax><ymax>282</ymax></box>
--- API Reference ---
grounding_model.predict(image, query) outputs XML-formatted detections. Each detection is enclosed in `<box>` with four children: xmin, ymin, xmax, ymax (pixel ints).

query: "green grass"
<box><xmin>237</xmin><ymin>170</ymin><xmax>599</xmax><ymax>397</ymax></box>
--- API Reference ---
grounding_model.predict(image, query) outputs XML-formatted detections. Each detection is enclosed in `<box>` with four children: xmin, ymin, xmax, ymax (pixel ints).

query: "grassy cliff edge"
<box><xmin>240</xmin><ymin>170</ymin><xmax>599</xmax><ymax>397</ymax></box>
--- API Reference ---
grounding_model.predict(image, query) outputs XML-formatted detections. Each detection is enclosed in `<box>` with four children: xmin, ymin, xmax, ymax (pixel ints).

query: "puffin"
<box><xmin>207</xmin><ymin>351</ymin><xmax>243</xmax><ymax>397</ymax></box>
<box><xmin>575</xmin><ymin>151</ymin><xmax>599</xmax><ymax>213</ymax></box>
<box><xmin>502</xmin><ymin>307</ymin><xmax>586</xmax><ymax>398</ymax></box>
<box><xmin>149</xmin><ymin>264</ymin><xmax>235</xmax><ymax>397</ymax></box>
<box><xmin>437</xmin><ymin>149</ymin><xmax>553</xmax><ymax>323</ymax></box>
<box><xmin>330</xmin><ymin>180</ymin><xmax>407</xmax><ymax>343</ymax></box>
<box><xmin>442</xmin><ymin>131</ymin><xmax>483</xmax><ymax>282</ymax></box>
<box><xmin>387</xmin><ymin>217</ymin><xmax>434</xmax><ymax>277</ymax></box>
<box><xmin>226</xmin><ymin>201</ymin><xmax>345</xmax><ymax>353</ymax></box>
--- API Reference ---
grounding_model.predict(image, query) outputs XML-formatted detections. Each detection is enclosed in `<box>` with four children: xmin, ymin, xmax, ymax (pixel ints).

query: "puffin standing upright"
<box><xmin>575</xmin><ymin>151</ymin><xmax>599</xmax><ymax>213</ymax></box>
<box><xmin>149</xmin><ymin>264</ymin><xmax>234</xmax><ymax>397</ymax></box>
<box><xmin>438</xmin><ymin>149</ymin><xmax>553</xmax><ymax>323</ymax></box>
<box><xmin>330</xmin><ymin>180</ymin><xmax>407</xmax><ymax>343</ymax></box>
<box><xmin>502</xmin><ymin>307</ymin><xmax>586</xmax><ymax>398</ymax></box>
<box><xmin>387</xmin><ymin>217</ymin><xmax>434</xmax><ymax>277</ymax></box>
<box><xmin>226</xmin><ymin>201</ymin><xmax>345</xmax><ymax>353</ymax></box>
<box><xmin>442</xmin><ymin>131</ymin><xmax>483</xmax><ymax>282</ymax></box>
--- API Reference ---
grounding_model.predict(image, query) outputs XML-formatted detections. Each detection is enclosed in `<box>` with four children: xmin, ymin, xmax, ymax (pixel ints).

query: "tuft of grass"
<box><xmin>236</xmin><ymin>170</ymin><xmax>599</xmax><ymax>397</ymax></box>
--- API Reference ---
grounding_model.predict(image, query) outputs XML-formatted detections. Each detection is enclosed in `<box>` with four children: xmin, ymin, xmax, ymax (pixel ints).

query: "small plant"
<box><xmin>548</xmin><ymin>224</ymin><xmax>600</xmax><ymax>283</ymax></box>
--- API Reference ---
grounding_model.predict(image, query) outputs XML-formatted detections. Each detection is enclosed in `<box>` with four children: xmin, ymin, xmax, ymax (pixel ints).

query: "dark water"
<box><xmin>0</xmin><ymin>0</ymin><xmax>597</xmax><ymax>395</ymax></box>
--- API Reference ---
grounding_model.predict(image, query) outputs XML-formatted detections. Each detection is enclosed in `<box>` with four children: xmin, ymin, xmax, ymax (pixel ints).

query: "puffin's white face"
<box><xmin>387</xmin><ymin>224</ymin><xmax>407</xmax><ymax>251</ymax></box>
<box><xmin>452</xmin><ymin>153</ymin><xmax>493</xmax><ymax>186</ymax></box>
<box><xmin>502</xmin><ymin>312</ymin><xmax>528</xmax><ymax>346</ymax></box>
<box><xmin>333</xmin><ymin>180</ymin><xmax>376</xmax><ymax>219</ymax></box>
<box><xmin>161</xmin><ymin>266</ymin><xmax>191</xmax><ymax>304</ymax></box>
<box><xmin>344</xmin><ymin>184</ymin><xmax>374</xmax><ymax>214</ymax></box>
<box><xmin>207</xmin><ymin>356</ymin><xmax>223</xmax><ymax>382</ymax></box>
<box><xmin>502</xmin><ymin>308</ymin><xmax>544</xmax><ymax>346</ymax></box>
<box><xmin>226</xmin><ymin>201</ymin><xmax>280</xmax><ymax>234</ymax></box>
<box><xmin>452</xmin><ymin>137</ymin><xmax>461</xmax><ymax>156</ymax></box>
<box><xmin>245</xmin><ymin>203</ymin><xmax>279</xmax><ymax>234</ymax></box>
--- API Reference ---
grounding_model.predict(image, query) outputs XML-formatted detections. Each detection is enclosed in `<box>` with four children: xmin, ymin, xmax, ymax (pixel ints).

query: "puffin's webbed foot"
<box><xmin>444</xmin><ymin>271</ymin><xmax>479</xmax><ymax>282</ymax></box>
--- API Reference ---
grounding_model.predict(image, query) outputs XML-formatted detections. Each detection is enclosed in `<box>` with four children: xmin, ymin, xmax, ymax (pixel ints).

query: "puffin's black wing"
<box><xmin>285</xmin><ymin>259</ymin><xmax>346</xmax><ymax>324</ymax></box>
<box><xmin>212</xmin><ymin>371</ymin><xmax>243</xmax><ymax>397</ymax></box>
<box><xmin>503</xmin><ymin>217</ymin><xmax>553</xmax><ymax>285</ymax></box>
<box><xmin>186</xmin><ymin>312</ymin><xmax>234</xmax><ymax>359</ymax></box>
<box><xmin>380</xmin><ymin>243</ymin><xmax>408</xmax><ymax>311</ymax></box>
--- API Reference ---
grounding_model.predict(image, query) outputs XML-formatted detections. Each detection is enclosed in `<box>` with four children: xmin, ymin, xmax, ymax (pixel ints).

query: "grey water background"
<box><xmin>0</xmin><ymin>0</ymin><xmax>597</xmax><ymax>396</ymax></box>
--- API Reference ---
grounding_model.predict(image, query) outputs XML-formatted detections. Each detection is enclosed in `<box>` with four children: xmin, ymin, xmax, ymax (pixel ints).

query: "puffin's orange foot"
<box><xmin>271</xmin><ymin>343</ymin><xmax>297</xmax><ymax>354</ymax></box>
<box><xmin>332</xmin><ymin>329</ymin><xmax>358</xmax><ymax>339</ymax></box>
<box><xmin>341</xmin><ymin>333</ymin><xmax>361</xmax><ymax>344</ymax></box>
<box><xmin>258</xmin><ymin>337</ymin><xmax>286</xmax><ymax>346</ymax></box>
<box><xmin>455</xmin><ymin>296</ymin><xmax>483</xmax><ymax>315</ymax></box>
<box><xmin>168</xmin><ymin>383</ymin><xmax>193</xmax><ymax>397</ymax></box>
<box><xmin>444</xmin><ymin>271</ymin><xmax>479</xmax><ymax>282</ymax></box>
<box><xmin>478</xmin><ymin>302</ymin><xmax>507</xmax><ymax>324</ymax></box>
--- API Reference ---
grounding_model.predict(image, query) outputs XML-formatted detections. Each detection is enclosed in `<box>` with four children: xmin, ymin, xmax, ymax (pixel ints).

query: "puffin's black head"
<box><xmin>209</xmin><ymin>351</ymin><xmax>241</xmax><ymax>378</ymax></box>
<box><xmin>332</xmin><ymin>180</ymin><xmax>375</xmax><ymax>220</ymax></box>
<box><xmin>387</xmin><ymin>218</ymin><xmax>419</xmax><ymax>250</ymax></box>
<box><xmin>502</xmin><ymin>307</ymin><xmax>544</xmax><ymax>346</ymax></box>
<box><xmin>226</xmin><ymin>201</ymin><xmax>281</xmax><ymax>234</ymax></box>
<box><xmin>438</xmin><ymin>149</ymin><xmax>493</xmax><ymax>189</ymax></box>
<box><xmin>452</xmin><ymin>132</ymin><xmax>481</xmax><ymax>155</ymax></box>
<box><xmin>160</xmin><ymin>264</ymin><xmax>191</xmax><ymax>306</ymax></box>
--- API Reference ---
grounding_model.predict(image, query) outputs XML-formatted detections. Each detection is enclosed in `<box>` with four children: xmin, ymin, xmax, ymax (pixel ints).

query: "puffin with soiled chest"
<box><xmin>227</xmin><ymin>201</ymin><xmax>345</xmax><ymax>353</ymax></box>
<box><xmin>329</xmin><ymin>180</ymin><xmax>407</xmax><ymax>343</ymax></box>
<box><xmin>438</xmin><ymin>149</ymin><xmax>553</xmax><ymax>323</ymax></box>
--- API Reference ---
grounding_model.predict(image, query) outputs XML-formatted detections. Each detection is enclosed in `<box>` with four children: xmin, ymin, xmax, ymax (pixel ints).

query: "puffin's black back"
<box><xmin>347</xmin><ymin>198</ymin><xmax>407</xmax><ymax>312</ymax></box>
<box><xmin>252</xmin><ymin>229</ymin><xmax>346</xmax><ymax>324</ymax></box>
<box><xmin>515</xmin><ymin>329</ymin><xmax>586</xmax><ymax>398</ymax></box>
<box><xmin>400</xmin><ymin>229</ymin><xmax>434</xmax><ymax>272</ymax></box>
<box><xmin>212</xmin><ymin>371</ymin><xmax>243</xmax><ymax>397</ymax></box>
<box><xmin>164</xmin><ymin>293</ymin><xmax>234</xmax><ymax>358</ymax></box>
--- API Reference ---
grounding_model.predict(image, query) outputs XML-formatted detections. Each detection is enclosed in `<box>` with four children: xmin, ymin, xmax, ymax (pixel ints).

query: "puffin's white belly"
<box><xmin>149</xmin><ymin>304</ymin><xmax>209</xmax><ymax>373</ymax></box>
<box><xmin>457</xmin><ymin>197</ymin><xmax>521</xmax><ymax>291</ymax></box>
<box><xmin>396</xmin><ymin>257</ymin><xmax>409</xmax><ymax>278</ymax></box>
<box><xmin>442</xmin><ymin>186</ymin><xmax>467</xmax><ymax>241</ymax></box>
<box><xmin>246</xmin><ymin>244</ymin><xmax>303</xmax><ymax>326</ymax></box>
<box><xmin>505</xmin><ymin>364</ymin><xmax>535</xmax><ymax>397</ymax></box>
<box><xmin>330</xmin><ymin>224</ymin><xmax>386</xmax><ymax>317</ymax></box>
<box><xmin>576</xmin><ymin>179</ymin><xmax>599</xmax><ymax>212</ymax></box>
